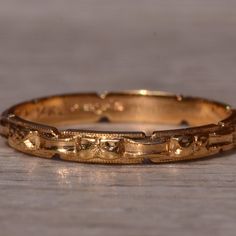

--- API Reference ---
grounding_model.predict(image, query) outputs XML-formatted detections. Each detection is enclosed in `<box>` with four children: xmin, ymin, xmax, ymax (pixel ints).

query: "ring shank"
<box><xmin>0</xmin><ymin>91</ymin><xmax>235</xmax><ymax>164</ymax></box>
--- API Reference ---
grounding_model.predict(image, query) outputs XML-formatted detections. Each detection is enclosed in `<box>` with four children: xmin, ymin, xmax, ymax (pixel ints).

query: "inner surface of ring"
<box><xmin>12</xmin><ymin>93</ymin><xmax>231</xmax><ymax>129</ymax></box>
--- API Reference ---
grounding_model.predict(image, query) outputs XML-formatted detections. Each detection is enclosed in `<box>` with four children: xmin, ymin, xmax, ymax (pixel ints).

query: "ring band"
<box><xmin>0</xmin><ymin>90</ymin><xmax>235</xmax><ymax>164</ymax></box>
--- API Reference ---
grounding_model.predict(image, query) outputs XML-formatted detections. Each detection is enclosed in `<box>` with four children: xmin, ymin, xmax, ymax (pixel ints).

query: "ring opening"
<box><xmin>12</xmin><ymin>93</ymin><xmax>231</xmax><ymax>130</ymax></box>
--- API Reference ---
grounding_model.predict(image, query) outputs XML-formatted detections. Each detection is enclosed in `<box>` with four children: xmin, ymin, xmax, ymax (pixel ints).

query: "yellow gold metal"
<box><xmin>0</xmin><ymin>90</ymin><xmax>235</xmax><ymax>164</ymax></box>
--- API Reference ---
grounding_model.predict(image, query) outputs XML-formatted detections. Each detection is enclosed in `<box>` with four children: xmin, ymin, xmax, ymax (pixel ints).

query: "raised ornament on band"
<box><xmin>0</xmin><ymin>90</ymin><xmax>235</xmax><ymax>164</ymax></box>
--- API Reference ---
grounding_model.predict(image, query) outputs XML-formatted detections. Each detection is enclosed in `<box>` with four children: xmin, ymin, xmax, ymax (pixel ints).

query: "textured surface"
<box><xmin>0</xmin><ymin>1</ymin><xmax>236</xmax><ymax>236</ymax></box>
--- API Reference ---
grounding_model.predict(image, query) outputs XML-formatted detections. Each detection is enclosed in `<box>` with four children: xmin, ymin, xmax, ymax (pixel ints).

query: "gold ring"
<box><xmin>0</xmin><ymin>90</ymin><xmax>235</xmax><ymax>164</ymax></box>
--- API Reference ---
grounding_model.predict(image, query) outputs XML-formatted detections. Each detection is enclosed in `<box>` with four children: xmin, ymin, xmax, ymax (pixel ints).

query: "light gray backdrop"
<box><xmin>0</xmin><ymin>1</ymin><xmax>236</xmax><ymax>236</ymax></box>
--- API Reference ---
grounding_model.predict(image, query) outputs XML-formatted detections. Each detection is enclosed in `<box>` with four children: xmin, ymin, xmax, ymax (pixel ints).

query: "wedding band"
<box><xmin>0</xmin><ymin>90</ymin><xmax>235</xmax><ymax>164</ymax></box>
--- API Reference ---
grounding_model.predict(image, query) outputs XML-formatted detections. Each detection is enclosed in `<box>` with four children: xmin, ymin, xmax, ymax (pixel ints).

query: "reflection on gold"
<box><xmin>54</xmin><ymin>162</ymin><xmax>182</xmax><ymax>190</ymax></box>
<box><xmin>57</xmin><ymin>167</ymin><xmax>71</xmax><ymax>185</ymax></box>
<box><xmin>25</xmin><ymin>159</ymin><xmax>39</xmax><ymax>175</ymax></box>
<box><xmin>139</xmin><ymin>90</ymin><xmax>149</xmax><ymax>96</ymax></box>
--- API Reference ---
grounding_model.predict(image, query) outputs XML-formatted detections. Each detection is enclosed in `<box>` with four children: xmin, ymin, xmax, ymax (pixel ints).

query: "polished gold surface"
<box><xmin>1</xmin><ymin>90</ymin><xmax>236</xmax><ymax>164</ymax></box>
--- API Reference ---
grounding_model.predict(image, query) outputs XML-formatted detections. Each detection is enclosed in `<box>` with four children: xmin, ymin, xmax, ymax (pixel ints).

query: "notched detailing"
<box><xmin>180</xmin><ymin>120</ymin><xmax>189</xmax><ymax>127</ymax></box>
<box><xmin>176</xmin><ymin>95</ymin><xmax>183</xmax><ymax>102</ymax></box>
<box><xmin>1</xmin><ymin>92</ymin><xmax>236</xmax><ymax>164</ymax></box>
<box><xmin>7</xmin><ymin>113</ymin><xmax>59</xmax><ymax>138</ymax></box>
<box><xmin>208</xmin><ymin>128</ymin><xmax>235</xmax><ymax>151</ymax></box>
<box><xmin>8</xmin><ymin>124</ymin><xmax>41</xmax><ymax>152</ymax></box>
<box><xmin>142</xmin><ymin>157</ymin><xmax>155</xmax><ymax>164</ymax></box>
<box><xmin>169</xmin><ymin>135</ymin><xmax>195</xmax><ymax>157</ymax></box>
<box><xmin>98</xmin><ymin>91</ymin><xmax>109</xmax><ymax>99</ymax></box>
<box><xmin>71</xmin><ymin>137</ymin><xmax>125</xmax><ymax>162</ymax></box>
<box><xmin>98</xmin><ymin>116</ymin><xmax>110</xmax><ymax>123</ymax></box>
<box><xmin>22</xmin><ymin>131</ymin><xmax>40</xmax><ymax>150</ymax></box>
<box><xmin>4</xmin><ymin>115</ymin><xmax>236</xmax><ymax>163</ymax></box>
